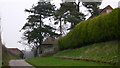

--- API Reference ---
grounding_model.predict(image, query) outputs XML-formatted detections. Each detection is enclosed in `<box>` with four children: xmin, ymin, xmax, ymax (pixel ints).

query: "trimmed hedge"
<box><xmin>58</xmin><ymin>8</ymin><xmax>120</xmax><ymax>50</ymax></box>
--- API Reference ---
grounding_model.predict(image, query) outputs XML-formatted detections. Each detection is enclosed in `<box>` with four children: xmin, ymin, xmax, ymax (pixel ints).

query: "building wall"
<box><xmin>101</xmin><ymin>6</ymin><xmax>113</xmax><ymax>13</ymax></box>
<box><xmin>38</xmin><ymin>45</ymin><xmax>55</xmax><ymax>57</ymax></box>
<box><xmin>42</xmin><ymin>47</ymin><xmax>54</xmax><ymax>54</ymax></box>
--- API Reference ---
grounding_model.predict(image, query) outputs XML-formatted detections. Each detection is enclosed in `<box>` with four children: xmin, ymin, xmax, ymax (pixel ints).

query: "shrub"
<box><xmin>58</xmin><ymin>8</ymin><xmax>120</xmax><ymax>50</ymax></box>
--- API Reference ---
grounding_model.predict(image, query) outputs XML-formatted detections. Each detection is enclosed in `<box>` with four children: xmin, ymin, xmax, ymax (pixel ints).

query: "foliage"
<box><xmin>58</xmin><ymin>8</ymin><xmax>120</xmax><ymax>49</ymax></box>
<box><xmin>26</xmin><ymin>57</ymin><xmax>112</xmax><ymax>66</ymax></box>
<box><xmin>82</xmin><ymin>2</ymin><xmax>102</xmax><ymax>18</ymax></box>
<box><xmin>54</xmin><ymin>2</ymin><xmax>85</xmax><ymax>35</ymax></box>
<box><xmin>55</xmin><ymin>41</ymin><xmax>119</xmax><ymax>65</ymax></box>
<box><xmin>21</xmin><ymin>2</ymin><xmax>59</xmax><ymax>47</ymax></box>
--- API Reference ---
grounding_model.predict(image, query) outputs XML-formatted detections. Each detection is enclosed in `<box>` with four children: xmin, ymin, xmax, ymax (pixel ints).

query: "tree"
<box><xmin>21</xmin><ymin>2</ymin><xmax>59</xmax><ymax>55</ymax></box>
<box><xmin>82</xmin><ymin>2</ymin><xmax>102</xmax><ymax>18</ymax></box>
<box><xmin>54</xmin><ymin>2</ymin><xmax>85</xmax><ymax>35</ymax></box>
<box><xmin>62</xmin><ymin>2</ymin><xmax>85</xmax><ymax>29</ymax></box>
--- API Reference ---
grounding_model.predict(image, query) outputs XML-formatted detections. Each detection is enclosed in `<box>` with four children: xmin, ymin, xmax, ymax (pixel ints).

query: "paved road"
<box><xmin>9</xmin><ymin>60</ymin><xmax>36</xmax><ymax>68</ymax></box>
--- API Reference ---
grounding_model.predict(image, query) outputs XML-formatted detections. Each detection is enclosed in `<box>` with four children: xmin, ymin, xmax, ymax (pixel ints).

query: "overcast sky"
<box><xmin>0</xmin><ymin>0</ymin><xmax>119</xmax><ymax>50</ymax></box>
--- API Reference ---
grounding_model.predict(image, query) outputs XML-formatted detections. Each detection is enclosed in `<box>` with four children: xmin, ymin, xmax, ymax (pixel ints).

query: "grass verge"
<box><xmin>26</xmin><ymin>57</ymin><xmax>113</xmax><ymax>66</ymax></box>
<box><xmin>26</xmin><ymin>41</ymin><xmax>119</xmax><ymax>66</ymax></box>
<box><xmin>54</xmin><ymin>41</ymin><xmax>119</xmax><ymax>65</ymax></box>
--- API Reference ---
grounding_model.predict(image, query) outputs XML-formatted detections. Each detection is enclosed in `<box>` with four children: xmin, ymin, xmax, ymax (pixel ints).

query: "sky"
<box><xmin>0</xmin><ymin>0</ymin><xmax>120</xmax><ymax>50</ymax></box>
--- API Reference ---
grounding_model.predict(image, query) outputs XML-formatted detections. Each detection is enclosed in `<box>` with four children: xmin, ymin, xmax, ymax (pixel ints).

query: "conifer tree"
<box><xmin>21</xmin><ymin>2</ymin><xmax>59</xmax><ymax>49</ymax></box>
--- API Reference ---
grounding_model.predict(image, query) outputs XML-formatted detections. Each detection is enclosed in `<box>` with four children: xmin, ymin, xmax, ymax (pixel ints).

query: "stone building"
<box><xmin>37</xmin><ymin>37</ymin><xmax>58</xmax><ymax>57</ymax></box>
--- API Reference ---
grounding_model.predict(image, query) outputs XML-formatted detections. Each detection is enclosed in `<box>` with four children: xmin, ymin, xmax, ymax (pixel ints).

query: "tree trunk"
<box><xmin>39</xmin><ymin>14</ymin><xmax>42</xmax><ymax>45</ymax></box>
<box><xmin>77</xmin><ymin>2</ymin><xmax>80</xmax><ymax>12</ymax></box>
<box><xmin>59</xmin><ymin>18</ymin><xmax>62</xmax><ymax>36</ymax></box>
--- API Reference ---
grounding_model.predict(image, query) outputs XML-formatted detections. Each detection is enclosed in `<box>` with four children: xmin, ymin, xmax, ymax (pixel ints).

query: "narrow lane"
<box><xmin>9</xmin><ymin>60</ymin><xmax>36</xmax><ymax>68</ymax></box>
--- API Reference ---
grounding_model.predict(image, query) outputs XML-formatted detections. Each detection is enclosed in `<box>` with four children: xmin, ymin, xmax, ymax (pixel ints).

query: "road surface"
<box><xmin>9</xmin><ymin>60</ymin><xmax>36</xmax><ymax>68</ymax></box>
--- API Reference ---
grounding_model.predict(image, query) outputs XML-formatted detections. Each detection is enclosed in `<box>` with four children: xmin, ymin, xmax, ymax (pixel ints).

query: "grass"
<box><xmin>26</xmin><ymin>41</ymin><xmax>120</xmax><ymax>66</ymax></box>
<box><xmin>26</xmin><ymin>41</ymin><xmax>119</xmax><ymax>66</ymax></box>
<box><xmin>54</xmin><ymin>41</ymin><xmax>119</xmax><ymax>65</ymax></box>
<box><xmin>26</xmin><ymin>57</ymin><xmax>112</xmax><ymax>66</ymax></box>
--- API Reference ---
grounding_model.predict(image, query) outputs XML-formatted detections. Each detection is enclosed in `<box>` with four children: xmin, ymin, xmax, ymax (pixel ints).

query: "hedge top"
<box><xmin>58</xmin><ymin>8</ymin><xmax>120</xmax><ymax>50</ymax></box>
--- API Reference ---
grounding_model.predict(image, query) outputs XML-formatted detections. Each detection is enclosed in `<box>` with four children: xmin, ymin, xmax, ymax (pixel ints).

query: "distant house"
<box><xmin>88</xmin><ymin>5</ymin><xmax>113</xmax><ymax>19</ymax></box>
<box><xmin>8</xmin><ymin>48</ymin><xmax>23</xmax><ymax>58</ymax></box>
<box><xmin>37</xmin><ymin>37</ymin><xmax>58</xmax><ymax>57</ymax></box>
<box><xmin>99</xmin><ymin>5</ymin><xmax>113</xmax><ymax>14</ymax></box>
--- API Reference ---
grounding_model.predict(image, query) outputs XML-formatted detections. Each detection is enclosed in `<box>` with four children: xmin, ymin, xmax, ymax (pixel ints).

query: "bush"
<box><xmin>58</xmin><ymin>8</ymin><xmax>120</xmax><ymax>50</ymax></box>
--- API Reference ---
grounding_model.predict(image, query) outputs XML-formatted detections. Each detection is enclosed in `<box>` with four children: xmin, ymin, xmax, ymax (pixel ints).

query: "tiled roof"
<box><xmin>42</xmin><ymin>37</ymin><xmax>57</xmax><ymax>44</ymax></box>
<box><xmin>100</xmin><ymin>5</ymin><xmax>113</xmax><ymax>13</ymax></box>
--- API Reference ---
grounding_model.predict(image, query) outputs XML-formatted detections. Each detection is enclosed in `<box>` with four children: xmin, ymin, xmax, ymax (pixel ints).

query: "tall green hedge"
<box><xmin>58</xmin><ymin>8</ymin><xmax>120</xmax><ymax>50</ymax></box>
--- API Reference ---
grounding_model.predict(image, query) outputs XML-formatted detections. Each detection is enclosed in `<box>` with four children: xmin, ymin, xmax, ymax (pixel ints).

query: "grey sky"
<box><xmin>0</xmin><ymin>0</ymin><xmax>119</xmax><ymax>50</ymax></box>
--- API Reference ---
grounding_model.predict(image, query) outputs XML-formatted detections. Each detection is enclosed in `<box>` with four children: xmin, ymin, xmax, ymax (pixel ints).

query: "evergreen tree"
<box><xmin>82</xmin><ymin>2</ymin><xmax>102</xmax><ymax>18</ymax></box>
<box><xmin>21</xmin><ymin>2</ymin><xmax>59</xmax><ymax>51</ymax></box>
<box><xmin>54</xmin><ymin>2</ymin><xmax>85</xmax><ymax>35</ymax></box>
